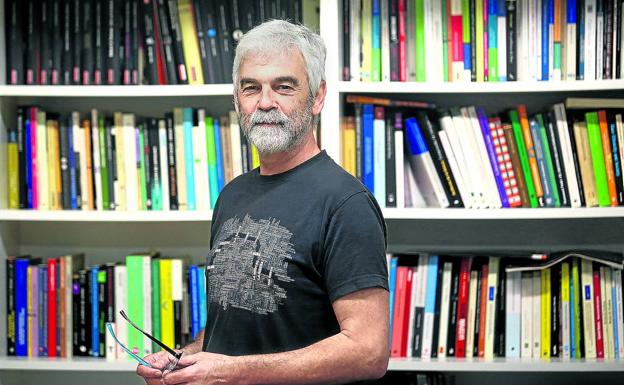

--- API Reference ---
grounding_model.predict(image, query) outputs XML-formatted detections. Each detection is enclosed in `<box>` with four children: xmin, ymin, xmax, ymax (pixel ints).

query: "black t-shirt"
<box><xmin>202</xmin><ymin>150</ymin><xmax>388</xmax><ymax>360</ymax></box>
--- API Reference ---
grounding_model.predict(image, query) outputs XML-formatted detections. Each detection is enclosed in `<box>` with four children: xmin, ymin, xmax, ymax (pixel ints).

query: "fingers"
<box><xmin>143</xmin><ymin>351</ymin><xmax>172</xmax><ymax>371</ymax></box>
<box><xmin>176</xmin><ymin>353</ymin><xmax>198</xmax><ymax>368</ymax></box>
<box><xmin>162</xmin><ymin>365</ymin><xmax>195</xmax><ymax>385</ymax></box>
<box><xmin>136</xmin><ymin>363</ymin><xmax>163</xmax><ymax>379</ymax></box>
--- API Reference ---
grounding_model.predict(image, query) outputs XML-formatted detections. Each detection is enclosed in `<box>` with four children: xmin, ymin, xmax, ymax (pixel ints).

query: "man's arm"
<box><xmin>163</xmin><ymin>287</ymin><xmax>389</xmax><ymax>385</ymax></box>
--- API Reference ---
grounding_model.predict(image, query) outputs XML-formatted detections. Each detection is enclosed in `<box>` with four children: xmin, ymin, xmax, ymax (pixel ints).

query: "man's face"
<box><xmin>235</xmin><ymin>50</ymin><xmax>316</xmax><ymax>155</ymax></box>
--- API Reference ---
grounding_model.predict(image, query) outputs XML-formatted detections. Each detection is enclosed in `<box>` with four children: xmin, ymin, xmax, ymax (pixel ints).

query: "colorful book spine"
<box><xmin>451</xmin><ymin>0</ymin><xmax>464</xmax><ymax>81</ymax></box>
<box><xmin>183</xmin><ymin>108</ymin><xmax>196</xmax><ymax>210</ymax></box>
<box><xmin>362</xmin><ymin>104</ymin><xmax>375</xmax><ymax>192</ymax></box>
<box><xmin>488</xmin><ymin>0</ymin><xmax>498</xmax><ymax>81</ymax></box>
<box><xmin>477</xmin><ymin>108</ymin><xmax>509</xmax><ymax>207</ymax></box>
<box><xmin>585</xmin><ymin>111</ymin><xmax>611</xmax><ymax>206</ymax></box>
<box><xmin>213</xmin><ymin>118</ymin><xmax>225</xmax><ymax>192</ymax></box>
<box><xmin>509</xmin><ymin>109</ymin><xmax>539</xmax><ymax>207</ymax></box>
<box><xmin>372</xmin><ymin>0</ymin><xmax>382</xmax><ymax>81</ymax></box>
<box><xmin>189</xmin><ymin>265</ymin><xmax>200</xmax><ymax>339</ymax></box>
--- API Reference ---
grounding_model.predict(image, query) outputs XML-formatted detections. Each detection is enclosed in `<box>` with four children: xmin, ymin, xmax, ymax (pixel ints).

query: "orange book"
<box><xmin>597</xmin><ymin>110</ymin><xmax>618</xmax><ymax>206</ymax></box>
<box><xmin>82</xmin><ymin>120</ymin><xmax>95</xmax><ymax>210</ymax></box>
<box><xmin>477</xmin><ymin>262</ymin><xmax>489</xmax><ymax>357</ymax></box>
<box><xmin>517</xmin><ymin>105</ymin><xmax>545</xmax><ymax>205</ymax></box>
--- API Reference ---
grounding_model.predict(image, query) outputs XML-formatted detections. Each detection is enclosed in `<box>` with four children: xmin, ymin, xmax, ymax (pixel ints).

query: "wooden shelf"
<box><xmin>0</xmin><ymin>209</ymin><xmax>213</xmax><ymax>222</ymax></box>
<box><xmin>0</xmin><ymin>85</ymin><xmax>234</xmax><ymax>97</ymax></box>
<box><xmin>387</xmin><ymin>357</ymin><xmax>624</xmax><ymax>372</ymax></box>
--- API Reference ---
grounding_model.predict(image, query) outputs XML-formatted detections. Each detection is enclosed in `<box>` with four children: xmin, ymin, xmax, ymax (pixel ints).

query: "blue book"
<box><xmin>613</xmin><ymin>280</ymin><xmax>619</xmax><ymax>358</ymax></box>
<box><xmin>362</xmin><ymin>104</ymin><xmax>375</xmax><ymax>192</ymax></box>
<box><xmin>189</xmin><ymin>265</ymin><xmax>200</xmax><ymax>339</ymax></box>
<box><xmin>214</xmin><ymin>118</ymin><xmax>225</xmax><ymax>192</ymax></box>
<box><xmin>183</xmin><ymin>108</ymin><xmax>196</xmax><ymax>210</ymax></box>
<box><xmin>422</xmin><ymin>255</ymin><xmax>439</xmax><ymax>357</ymax></box>
<box><xmin>15</xmin><ymin>258</ymin><xmax>29</xmax><ymax>356</ymax></box>
<box><xmin>91</xmin><ymin>267</ymin><xmax>99</xmax><ymax>357</ymax></box>
<box><xmin>577</xmin><ymin>0</ymin><xmax>584</xmax><ymax>79</ymax></box>
<box><xmin>388</xmin><ymin>256</ymin><xmax>398</xmax><ymax>342</ymax></box>
<box><xmin>371</xmin><ymin>0</ymin><xmax>381</xmax><ymax>82</ymax></box>
<box><xmin>609</xmin><ymin>121</ymin><xmax>623</xmax><ymax>204</ymax></box>
<box><xmin>25</xmin><ymin>118</ymin><xmax>32</xmax><ymax>209</ymax></box>
<box><xmin>67</xmin><ymin>115</ymin><xmax>78</xmax><ymax>210</ymax></box>
<box><xmin>529</xmin><ymin>118</ymin><xmax>554</xmax><ymax>206</ymax></box>
<box><xmin>197</xmin><ymin>266</ymin><xmax>207</xmax><ymax>330</ymax></box>
<box><xmin>488</xmin><ymin>0</ymin><xmax>498</xmax><ymax>81</ymax></box>
<box><xmin>542</xmin><ymin>0</ymin><xmax>550</xmax><ymax>80</ymax></box>
<box><xmin>39</xmin><ymin>266</ymin><xmax>48</xmax><ymax>356</ymax></box>
<box><xmin>477</xmin><ymin>107</ymin><xmax>509</xmax><ymax>208</ymax></box>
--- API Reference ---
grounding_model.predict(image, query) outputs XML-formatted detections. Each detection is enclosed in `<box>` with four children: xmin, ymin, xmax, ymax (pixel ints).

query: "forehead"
<box><xmin>238</xmin><ymin>49</ymin><xmax>307</xmax><ymax>83</ymax></box>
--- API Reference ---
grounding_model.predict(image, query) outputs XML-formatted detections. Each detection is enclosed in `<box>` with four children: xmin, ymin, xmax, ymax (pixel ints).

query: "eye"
<box><xmin>241</xmin><ymin>85</ymin><xmax>259</xmax><ymax>94</ymax></box>
<box><xmin>276</xmin><ymin>84</ymin><xmax>295</xmax><ymax>92</ymax></box>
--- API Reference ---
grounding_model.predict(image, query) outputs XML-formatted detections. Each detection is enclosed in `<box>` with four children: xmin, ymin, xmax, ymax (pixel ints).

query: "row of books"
<box><xmin>343</xmin><ymin>0</ymin><xmax>624</xmax><ymax>83</ymax></box>
<box><xmin>5</xmin><ymin>0</ymin><xmax>318</xmax><ymax>86</ymax></box>
<box><xmin>341</xmin><ymin>96</ymin><xmax>624</xmax><ymax>208</ymax></box>
<box><xmin>388</xmin><ymin>252</ymin><xmax>624</xmax><ymax>359</ymax></box>
<box><xmin>6</xmin><ymin>107</ymin><xmax>256</xmax><ymax>211</ymax></box>
<box><xmin>6</xmin><ymin>253</ymin><xmax>210</xmax><ymax>359</ymax></box>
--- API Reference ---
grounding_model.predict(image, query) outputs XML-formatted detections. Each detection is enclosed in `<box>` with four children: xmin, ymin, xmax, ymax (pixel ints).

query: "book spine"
<box><xmin>545</xmin><ymin>111</ymin><xmax>570</xmax><ymax>206</ymax></box>
<box><xmin>585</xmin><ymin>111</ymin><xmax>611</xmax><ymax>206</ymax></box>
<box><xmin>455</xmin><ymin>257</ymin><xmax>472</xmax><ymax>357</ymax></box>
<box><xmin>597</xmin><ymin>110</ymin><xmax>619</xmax><ymax>206</ymax></box>
<box><xmin>608</xmin><ymin>116</ymin><xmax>624</xmax><ymax>204</ymax></box>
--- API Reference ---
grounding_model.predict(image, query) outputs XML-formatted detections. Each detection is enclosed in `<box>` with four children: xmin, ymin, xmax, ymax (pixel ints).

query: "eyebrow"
<box><xmin>238</xmin><ymin>76</ymin><xmax>300</xmax><ymax>87</ymax></box>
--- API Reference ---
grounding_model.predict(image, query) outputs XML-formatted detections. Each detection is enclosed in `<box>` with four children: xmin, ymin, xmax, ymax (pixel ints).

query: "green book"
<box><xmin>462</xmin><ymin>0</ymin><xmax>471</xmax><ymax>80</ymax></box>
<box><xmin>509</xmin><ymin>110</ymin><xmax>539</xmax><ymax>207</ymax></box>
<box><xmin>414</xmin><ymin>0</ymin><xmax>426</xmax><ymax>81</ymax></box>
<box><xmin>138</xmin><ymin>124</ymin><xmax>148</xmax><ymax>210</ymax></box>
<box><xmin>536</xmin><ymin>114</ymin><xmax>561</xmax><ymax>207</ymax></box>
<box><xmin>475</xmin><ymin>0</ymin><xmax>484</xmax><ymax>81</ymax></box>
<box><xmin>360</xmin><ymin>0</ymin><xmax>372</xmax><ymax>81</ymax></box>
<box><xmin>585</xmin><ymin>111</ymin><xmax>610</xmax><ymax>207</ymax></box>
<box><xmin>126</xmin><ymin>255</ymin><xmax>146</xmax><ymax>358</ymax></box>
<box><xmin>371</xmin><ymin>0</ymin><xmax>381</xmax><ymax>81</ymax></box>
<box><xmin>150</xmin><ymin>121</ymin><xmax>163</xmax><ymax>211</ymax></box>
<box><xmin>151</xmin><ymin>258</ymin><xmax>161</xmax><ymax>353</ymax></box>
<box><xmin>571</xmin><ymin>258</ymin><xmax>582</xmax><ymax>359</ymax></box>
<box><xmin>205</xmin><ymin>116</ymin><xmax>219</xmax><ymax>207</ymax></box>
<box><xmin>98</xmin><ymin>117</ymin><xmax>109</xmax><ymax>210</ymax></box>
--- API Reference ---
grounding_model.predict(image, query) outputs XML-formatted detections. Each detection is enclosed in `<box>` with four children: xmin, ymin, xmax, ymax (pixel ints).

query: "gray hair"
<box><xmin>232</xmin><ymin>20</ymin><xmax>326</xmax><ymax>98</ymax></box>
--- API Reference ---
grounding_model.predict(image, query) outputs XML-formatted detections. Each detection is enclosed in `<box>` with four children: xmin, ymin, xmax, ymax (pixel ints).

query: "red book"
<box><xmin>48</xmin><ymin>258</ymin><xmax>58</xmax><ymax>357</ymax></box>
<box><xmin>398</xmin><ymin>0</ymin><xmax>406</xmax><ymax>82</ymax></box>
<box><xmin>390</xmin><ymin>267</ymin><xmax>408</xmax><ymax>357</ymax></box>
<box><xmin>455</xmin><ymin>257</ymin><xmax>473</xmax><ymax>357</ymax></box>
<box><xmin>401</xmin><ymin>268</ymin><xmax>414</xmax><ymax>357</ymax></box>
<box><xmin>593</xmin><ymin>269</ymin><xmax>605</xmax><ymax>358</ymax></box>
<box><xmin>477</xmin><ymin>262</ymin><xmax>489</xmax><ymax>357</ymax></box>
<box><xmin>30</xmin><ymin>107</ymin><xmax>39</xmax><ymax>209</ymax></box>
<box><xmin>152</xmin><ymin>0</ymin><xmax>167</xmax><ymax>84</ymax></box>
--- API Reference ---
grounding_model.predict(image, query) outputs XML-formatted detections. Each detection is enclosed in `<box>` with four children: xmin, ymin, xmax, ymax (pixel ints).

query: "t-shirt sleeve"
<box><xmin>322</xmin><ymin>191</ymin><xmax>389</xmax><ymax>303</ymax></box>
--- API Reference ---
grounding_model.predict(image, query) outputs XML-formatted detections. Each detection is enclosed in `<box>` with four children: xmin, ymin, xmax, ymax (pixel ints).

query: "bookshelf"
<box><xmin>1</xmin><ymin>0</ymin><xmax>624</xmax><ymax>385</ymax></box>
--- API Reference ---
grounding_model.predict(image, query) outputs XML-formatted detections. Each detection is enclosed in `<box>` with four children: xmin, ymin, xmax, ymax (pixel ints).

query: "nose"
<box><xmin>258</xmin><ymin>88</ymin><xmax>277</xmax><ymax>111</ymax></box>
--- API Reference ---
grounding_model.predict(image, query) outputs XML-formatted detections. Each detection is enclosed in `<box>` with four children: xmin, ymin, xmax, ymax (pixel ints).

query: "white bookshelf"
<box><xmin>387</xmin><ymin>357</ymin><xmax>624</xmax><ymax>372</ymax></box>
<box><xmin>0</xmin><ymin>209</ymin><xmax>213</xmax><ymax>222</ymax></box>
<box><xmin>0</xmin><ymin>84</ymin><xmax>235</xmax><ymax>97</ymax></box>
<box><xmin>0</xmin><ymin>357</ymin><xmax>137</xmax><ymax>372</ymax></box>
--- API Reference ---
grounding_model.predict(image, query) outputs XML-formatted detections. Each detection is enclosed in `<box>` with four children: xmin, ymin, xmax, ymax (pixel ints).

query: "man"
<box><xmin>137</xmin><ymin>20</ymin><xmax>389</xmax><ymax>385</ymax></box>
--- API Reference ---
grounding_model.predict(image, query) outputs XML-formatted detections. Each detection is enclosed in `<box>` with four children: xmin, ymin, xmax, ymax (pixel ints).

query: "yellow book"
<box><xmin>251</xmin><ymin>145</ymin><xmax>260</xmax><ymax>169</ymax></box>
<box><xmin>561</xmin><ymin>262</ymin><xmax>570</xmax><ymax>358</ymax></box>
<box><xmin>27</xmin><ymin>266</ymin><xmax>33</xmax><ymax>357</ymax></box>
<box><xmin>540</xmin><ymin>268</ymin><xmax>551</xmax><ymax>358</ymax></box>
<box><xmin>8</xmin><ymin>134</ymin><xmax>19</xmax><ymax>209</ymax></box>
<box><xmin>342</xmin><ymin>116</ymin><xmax>356</xmax><ymax>176</ymax></box>
<box><xmin>47</xmin><ymin>120</ymin><xmax>61</xmax><ymax>210</ymax></box>
<box><xmin>114</xmin><ymin>112</ymin><xmax>126</xmax><ymax>211</ymax></box>
<box><xmin>160</xmin><ymin>259</ymin><xmax>174</xmax><ymax>349</ymax></box>
<box><xmin>360</xmin><ymin>0</ymin><xmax>372</xmax><ymax>82</ymax></box>
<box><xmin>177</xmin><ymin>0</ymin><xmax>204</xmax><ymax>85</ymax></box>
<box><xmin>37</xmin><ymin>111</ymin><xmax>49</xmax><ymax>210</ymax></box>
<box><xmin>475</xmin><ymin>0</ymin><xmax>484</xmax><ymax>82</ymax></box>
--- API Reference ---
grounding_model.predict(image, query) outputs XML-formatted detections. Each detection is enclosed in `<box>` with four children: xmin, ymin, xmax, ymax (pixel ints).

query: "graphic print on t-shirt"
<box><xmin>208</xmin><ymin>214</ymin><xmax>295</xmax><ymax>315</ymax></box>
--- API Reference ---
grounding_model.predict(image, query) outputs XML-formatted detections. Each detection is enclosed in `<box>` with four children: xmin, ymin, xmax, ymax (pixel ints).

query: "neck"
<box><xmin>258</xmin><ymin>132</ymin><xmax>321</xmax><ymax>175</ymax></box>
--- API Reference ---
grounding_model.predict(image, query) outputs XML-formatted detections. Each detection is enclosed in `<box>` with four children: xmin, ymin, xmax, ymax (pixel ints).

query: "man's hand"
<box><xmin>162</xmin><ymin>352</ymin><xmax>241</xmax><ymax>385</ymax></box>
<box><xmin>136</xmin><ymin>351</ymin><xmax>174</xmax><ymax>385</ymax></box>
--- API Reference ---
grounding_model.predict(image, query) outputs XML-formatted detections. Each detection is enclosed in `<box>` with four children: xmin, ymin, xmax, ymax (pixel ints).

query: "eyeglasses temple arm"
<box><xmin>120</xmin><ymin>310</ymin><xmax>181</xmax><ymax>358</ymax></box>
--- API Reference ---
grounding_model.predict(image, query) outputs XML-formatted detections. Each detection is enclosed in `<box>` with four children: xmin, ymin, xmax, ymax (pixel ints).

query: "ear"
<box><xmin>311</xmin><ymin>80</ymin><xmax>327</xmax><ymax>116</ymax></box>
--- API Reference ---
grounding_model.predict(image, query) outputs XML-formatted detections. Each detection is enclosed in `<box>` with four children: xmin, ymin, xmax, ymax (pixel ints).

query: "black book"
<box><xmin>385</xmin><ymin>110</ymin><xmax>397</xmax><ymax>207</ymax></box>
<box><xmin>616</xmin><ymin>0</ymin><xmax>622</xmax><ymax>79</ymax></box>
<box><xmin>230</xmin><ymin>0</ymin><xmax>244</xmax><ymax>49</ymax></box>
<box><xmin>97</xmin><ymin>266</ymin><xmax>107</xmax><ymax>357</ymax></box>
<box><xmin>61</xmin><ymin>0</ymin><xmax>72</xmax><ymax>84</ymax></box>
<box><xmin>215</xmin><ymin>0</ymin><xmax>234</xmax><ymax>83</ymax></box>
<box><xmin>93</xmin><ymin>0</ymin><xmax>104</xmax><ymax>84</ymax></box>
<box><xmin>72</xmin><ymin>0</ymin><xmax>83</xmax><ymax>84</ymax></box>
<box><xmin>277</xmin><ymin>0</ymin><xmax>288</xmax><ymax>20</ymax></box>
<box><xmin>50</xmin><ymin>0</ymin><xmax>62</xmax><ymax>84</ymax></box>
<box><xmin>81</xmin><ymin>0</ymin><xmax>94</xmax><ymax>85</ymax></box>
<box><xmin>607</xmin><ymin>112</ymin><xmax>624</xmax><ymax>204</ymax></box>
<box><xmin>17</xmin><ymin>107</ymin><xmax>26</xmax><ymax>208</ymax></box>
<box><xmin>567</xmin><ymin>117</ymin><xmax>586</xmax><ymax>207</ymax></box>
<box><xmin>141</xmin><ymin>121</ymin><xmax>153</xmax><ymax>210</ymax></box>
<box><xmin>239</xmin><ymin>0</ymin><xmax>256</xmax><ymax>32</ymax></box>
<box><xmin>105</xmin><ymin>264</ymin><xmax>115</xmax><ymax>323</ymax></box>
<box><xmin>389</xmin><ymin>0</ymin><xmax>399</xmax><ymax>81</ymax></box>
<box><xmin>550</xmin><ymin>264</ymin><xmax>561</xmax><ymax>358</ymax></box>
<box><xmin>193</xmin><ymin>0</ymin><xmax>216</xmax><ymax>84</ymax></box>
<box><xmin>59</xmin><ymin>116</ymin><xmax>71</xmax><ymax>209</ymax></box>
<box><xmin>446</xmin><ymin>258</ymin><xmax>461</xmax><ymax>357</ymax></box>
<box><xmin>105</xmin><ymin>0</ymin><xmax>122</xmax><ymax>85</ymax></box>
<box><xmin>544</xmin><ymin>111</ymin><xmax>571</xmax><ymax>207</ymax></box>
<box><xmin>604</xmin><ymin>0</ymin><xmax>614</xmax><ymax>79</ymax></box>
<box><xmin>255</xmin><ymin>0</ymin><xmax>267</xmax><ymax>24</ymax></box>
<box><xmin>81</xmin><ymin>269</ymin><xmax>91</xmax><ymax>356</ymax></box>
<box><xmin>166</xmin><ymin>0</ymin><xmax>189</xmax><ymax>84</ymax></box>
<box><xmin>149</xmin><ymin>119</ymin><xmax>162</xmax><ymax>210</ymax></box>
<box><xmin>577</xmin><ymin>0</ymin><xmax>585</xmax><ymax>80</ymax></box>
<box><xmin>472</xmin><ymin>261</ymin><xmax>484</xmax><ymax>357</ymax></box>
<box><xmin>155</xmin><ymin>0</ymin><xmax>177</xmax><ymax>84</ymax></box>
<box><xmin>430</xmin><ymin>256</ymin><xmax>447</xmax><ymax>358</ymax></box>
<box><xmin>506</xmin><ymin>0</ymin><xmax>517</xmax><ymax>81</ymax></box>
<box><xmin>71</xmin><ymin>273</ymin><xmax>80</xmax><ymax>356</ymax></box>
<box><xmin>25</xmin><ymin>0</ymin><xmax>40</xmax><ymax>84</ymax></box>
<box><xmin>123</xmin><ymin>0</ymin><xmax>132</xmax><ymax>84</ymax></box>
<box><xmin>6</xmin><ymin>0</ymin><xmax>25</xmax><ymax>84</ymax></box>
<box><xmin>40</xmin><ymin>0</ymin><xmax>53</xmax><ymax>84</ymax></box>
<box><xmin>174</xmin><ymin>298</ymin><xmax>183</xmax><ymax>349</ymax></box>
<box><xmin>291</xmin><ymin>0</ymin><xmax>302</xmax><ymax>24</ymax></box>
<box><xmin>494</xmin><ymin>258</ymin><xmax>508</xmax><ymax>357</ymax></box>
<box><xmin>264</xmin><ymin>0</ymin><xmax>278</xmax><ymax>19</ymax></box>
<box><xmin>469</xmin><ymin>0</ymin><xmax>477</xmax><ymax>82</ymax></box>
<box><xmin>203</xmin><ymin>1</ymin><xmax>225</xmax><ymax>83</ymax></box>
<box><xmin>105</xmin><ymin>118</ymin><xmax>117</xmax><ymax>210</ymax></box>
<box><xmin>131</xmin><ymin>0</ymin><xmax>139</xmax><ymax>84</ymax></box>
<box><xmin>416</xmin><ymin>110</ymin><xmax>463</xmax><ymax>207</ymax></box>
<box><xmin>142</xmin><ymin>0</ymin><xmax>158</xmax><ymax>85</ymax></box>
<box><xmin>165</xmin><ymin>113</ymin><xmax>179</xmax><ymax>210</ymax></box>
<box><xmin>342</xmin><ymin>0</ymin><xmax>350</xmax><ymax>81</ymax></box>
<box><xmin>6</xmin><ymin>257</ymin><xmax>16</xmax><ymax>355</ymax></box>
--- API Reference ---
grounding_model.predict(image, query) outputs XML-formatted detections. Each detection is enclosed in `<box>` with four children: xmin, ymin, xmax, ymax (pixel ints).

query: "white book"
<box><xmin>596</xmin><ymin>6</ymin><xmax>604</xmax><ymax>80</ymax></box>
<box><xmin>548</xmin><ymin>12</ymin><xmax>555</xmax><ymax>80</ymax></box>
<box><xmin>521</xmin><ymin>272</ymin><xmax>533</xmax><ymax>358</ymax></box>
<box><xmin>194</xmin><ymin>109</ymin><xmax>210</xmax><ymax>211</ymax></box>
<box><xmin>553</xmin><ymin>104</ymin><xmax>582</xmax><ymax>208</ymax></box>
<box><xmin>349</xmin><ymin>0</ymin><xmax>361</xmax><ymax>81</ymax></box>
<box><xmin>484</xmin><ymin>257</ymin><xmax>499</xmax><ymax>359</ymax></box>
<box><xmin>601</xmin><ymin>267</ymin><xmax>614</xmax><ymax>358</ymax></box>
<box><xmin>173</xmin><ymin>108</ymin><xmax>187</xmax><ymax>210</ymax></box>
<box><xmin>35</xmin><ymin>111</ymin><xmax>49</xmax><ymax>210</ymax></box>
<box><xmin>380</xmin><ymin>0</ymin><xmax>390</xmax><ymax>82</ymax></box>
<box><xmin>91</xmin><ymin>110</ymin><xmax>103</xmax><ymax>211</ymax></box>
<box><xmin>614</xmin><ymin>268</ymin><xmax>624</xmax><ymax>359</ymax></box>
<box><xmin>142</xmin><ymin>257</ymin><xmax>152</xmax><ymax>356</ymax></box>
<box><xmin>113</xmin><ymin>113</ymin><xmax>125</xmax><ymax>210</ymax></box>
<box><xmin>158</xmin><ymin>119</ymin><xmax>170</xmax><ymax>211</ymax></box>
<box><xmin>172</xmin><ymin>258</ymin><xmax>184</xmax><ymax>303</ymax></box>
<box><xmin>105</xmin><ymin>324</ymin><xmax>116</xmax><ymax>361</ymax></box>
<box><xmin>505</xmin><ymin>271</ymin><xmax>522</xmax><ymax>358</ymax></box>
<box><xmin>114</xmin><ymin>265</ymin><xmax>127</xmax><ymax>360</ymax></box>
<box><xmin>584</xmin><ymin>0</ymin><xmax>597</xmax><ymax>80</ymax></box>
<box><xmin>373</xmin><ymin>109</ymin><xmax>386</xmax><ymax>207</ymax></box>
<box><xmin>581</xmin><ymin>259</ymin><xmax>597</xmax><ymax>358</ymax></box>
<box><xmin>404</xmin><ymin>158</ymin><xmax>427</xmax><ymax>208</ymax></box>
<box><xmin>430</xmin><ymin>0</ymin><xmax>444</xmax><ymax>82</ymax></box>
<box><xmin>465</xmin><ymin>270</ymin><xmax>478</xmax><ymax>358</ymax></box>
<box><xmin>439</xmin><ymin>115</ymin><xmax>473</xmax><ymax>208</ymax></box>
<box><xmin>498</xmin><ymin>10</ymin><xmax>507</xmax><ymax>81</ymax></box>
<box><xmin>532</xmin><ymin>270</ymin><xmax>542</xmax><ymax>358</ymax></box>
<box><xmin>561</xmin><ymin>262</ymin><xmax>571</xmax><ymax>359</ymax></box>
<box><xmin>437</xmin><ymin>262</ymin><xmax>453</xmax><ymax>357</ymax></box>
<box><xmin>122</xmin><ymin>113</ymin><xmax>139</xmax><ymax>211</ymax></box>
<box><xmin>406</xmin><ymin>265</ymin><xmax>419</xmax><ymax>357</ymax></box>
<box><xmin>395</xmin><ymin>129</ymin><xmax>405</xmax><ymax>209</ymax></box>
<box><xmin>518</xmin><ymin>0</ymin><xmax>530</xmax><ymax>81</ymax></box>
<box><xmin>72</xmin><ymin>112</ymin><xmax>85</xmax><ymax>210</ymax></box>
<box><xmin>450</xmin><ymin>111</ymin><xmax>484</xmax><ymax>208</ymax></box>
<box><xmin>536</xmin><ymin>0</ymin><xmax>542</xmax><ymax>80</ymax></box>
<box><xmin>228</xmin><ymin>111</ymin><xmax>243</xmax><ymax>180</ymax></box>
<box><xmin>566</xmin><ymin>9</ymin><xmax>577</xmax><ymax>80</ymax></box>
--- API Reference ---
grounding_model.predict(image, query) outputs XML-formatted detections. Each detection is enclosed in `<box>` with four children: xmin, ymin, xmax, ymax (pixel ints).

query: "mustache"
<box><xmin>248</xmin><ymin>109</ymin><xmax>289</xmax><ymax>126</ymax></box>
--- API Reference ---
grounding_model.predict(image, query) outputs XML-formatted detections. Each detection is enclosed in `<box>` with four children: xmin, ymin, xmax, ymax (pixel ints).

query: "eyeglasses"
<box><xmin>106</xmin><ymin>310</ymin><xmax>183</xmax><ymax>372</ymax></box>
